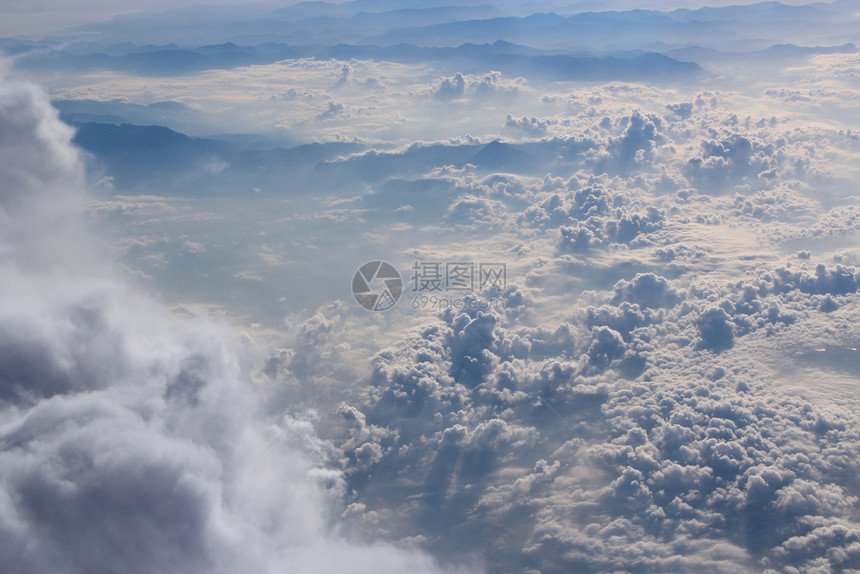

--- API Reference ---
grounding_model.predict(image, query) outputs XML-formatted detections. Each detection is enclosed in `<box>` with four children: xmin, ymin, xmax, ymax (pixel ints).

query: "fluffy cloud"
<box><xmin>0</xmin><ymin>71</ymin><xmax>87</xmax><ymax>272</ymax></box>
<box><xmin>434</xmin><ymin>72</ymin><xmax>466</xmax><ymax>100</ymax></box>
<box><xmin>0</xmin><ymin>71</ymin><xmax>473</xmax><ymax>574</ymax></box>
<box><xmin>306</xmin><ymin>120</ymin><xmax>860</xmax><ymax>564</ymax></box>
<box><xmin>504</xmin><ymin>114</ymin><xmax>556</xmax><ymax>137</ymax></box>
<box><xmin>326</xmin><ymin>256</ymin><xmax>860</xmax><ymax>571</ymax></box>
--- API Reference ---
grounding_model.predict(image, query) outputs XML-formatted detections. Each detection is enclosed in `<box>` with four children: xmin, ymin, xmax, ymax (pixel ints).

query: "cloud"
<box><xmin>8</xmin><ymin>4</ymin><xmax>860</xmax><ymax>571</ymax></box>
<box><xmin>298</xmin><ymin>212</ymin><xmax>860</xmax><ymax>570</ymax></box>
<box><xmin>0</xmin><ymin>70</ymin><xmax>87</xmax><ymax>272</ymax></box>
<box><xmin>0</xmin><ymin>70</ymin><xmax>476</xmax><ymax>574</ymax></box>
<box><xmin>504</xmin><ymin>114</ymin><xmax>555</xmax><ymax>137</ymax></box>
<box><xmin>317</xmin><ymin>100</ymin><xmax>346</xmax><ymax>120</ymax></box>
<box><xmin>610</xmin><ymin>273</ymin><xmax>683</xmax><ymax>309</ymax></box>
<box><xmin>333</xmin><ymin>64</ymin><xmax>351</xmax><ymax>89</ymax></box>
<box><xmin>433</xmin><ymin>73</ymin><xmax>466</xmax><ymax>101</ymax></box>
<box><xmin>325</xmin><ymin>259</ymin><xmax>860</xmax><ymax>571</ymax></box>
<box><xmin>696</xmin><ymin>306</ymin><xmax>735</xmax><ymax>351</ymax></box>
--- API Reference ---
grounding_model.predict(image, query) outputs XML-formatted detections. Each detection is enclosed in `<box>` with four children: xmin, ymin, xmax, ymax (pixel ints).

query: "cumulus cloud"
<box><xmin>428</xmin><ymin>71</ymin><xmax>522</xmax><ymax>104</ymax></box>
<box><xmin>317</xmin><ymin>100</ymin><xmax>346</xmax><ymax>120</ymax></box>
<box><xmin>0</xmin><ymin>70</ymin><xmax>88</xmax><ymax>272</ymax></box>
<box><xmin>325</xmin><ymin>256</ymin><xmax>860</xmax><ymax>571</ymax></box>
<box><xmin>434</xmin><ymin>73</ymin><xmax>466</xmax><ymax>101</ymax></box>
<box><xmin>504</xmin><ymin>114</ymin><xmax>556</xmax><ymax>137</ymax></box>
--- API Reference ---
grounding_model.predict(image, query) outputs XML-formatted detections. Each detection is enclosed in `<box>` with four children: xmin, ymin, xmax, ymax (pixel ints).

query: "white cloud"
<box><xmin>0</xmin><ymin>69</ymin><xmax>477</xmax><ymax>574</ymax></box>
<box><xmin>322</xmin><ymin>257</ymin><xmax>860</xmax><ymax>571</ymax></box>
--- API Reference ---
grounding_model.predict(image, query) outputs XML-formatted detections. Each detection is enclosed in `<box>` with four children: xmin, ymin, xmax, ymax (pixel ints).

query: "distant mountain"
<box><xmin>73</xmin><ymin>123</ymin><xmax>226</xmax><ymax>190</ymax></box>
<box><xmin>485</xmin><ymin>51</ymin><xmax>701</xmax><ymax>81</ymax></box>
<box><xmin>55</xmin><ymin>99</ymin><xmax>205</xmax><ymax>133</ymax></box>
<box><xmin>665</xmin><ymin>42</ymin><xmax>857</xmax><ymax>63</ymax></box>
<box><xmin>10</xmin><ymin>39</ymin><xmax>701</xmax><ymax>81</ymax></box>
<box><xmin>9</xmin><ymin>1</ymin><xmax>851</xmax><ymax>79</ymax></box>
<box><xmin>14</xmin><ymin>0</ymin><xmax>848</xmax><ymax>53</ymax></box>
<box><xmin>367</xmin><ymin>2</ymin><xmax>844</xmax><ymax>50</ymax></box>
<box><xmin>72</xmin><ymin>120</ymin><xmax>539</xmax><ymax>195</ymax></box>
<box><xmin>467</xmin><ymin>140</ymin><xmax>537</xmax><ymax>172</ymax></box>
<box><xmin>70</xmin><ymin>122</ymin><xmax>364</xmax><ymax>194</ymax></box>
<box><xmin>757</xmin><ymin>42</ymin><xmax>857</xmax><ymax>59</ymax></box>
<box><xmin>74</xmin><ymin>122</ymin><xmax>222</xmax><ymax>156</ymax></box>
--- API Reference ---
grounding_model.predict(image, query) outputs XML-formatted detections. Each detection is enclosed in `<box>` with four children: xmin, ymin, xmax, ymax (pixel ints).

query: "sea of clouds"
<box><xmin>2</xmin><ymin>2</ymin><xmax>860</xmax><ymax>573</ymax></box>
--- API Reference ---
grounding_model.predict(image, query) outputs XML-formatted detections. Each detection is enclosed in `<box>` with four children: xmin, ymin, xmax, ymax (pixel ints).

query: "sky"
<box><xmin>0</xmin><ymin>0</ymin><xmax>840</xmax><ymax>37</ymax></box>
<box><xmin>1</xmin><ymin>1</ymin><xmax>860</xmax><ymax>573</ymax></box>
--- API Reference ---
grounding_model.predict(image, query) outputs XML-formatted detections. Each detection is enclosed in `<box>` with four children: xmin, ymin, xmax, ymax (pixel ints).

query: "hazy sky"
<box><xmin>0</xmin><ymin>0</ymin><xmax>837</xmax><ymax>38</ymax></box>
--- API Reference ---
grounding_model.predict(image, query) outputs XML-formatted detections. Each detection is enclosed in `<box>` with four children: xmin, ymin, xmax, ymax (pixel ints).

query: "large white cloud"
<box><xmin>0</xmin><ymin>70</ymin><xmax>477</xmax><ymax>574</ymax></box>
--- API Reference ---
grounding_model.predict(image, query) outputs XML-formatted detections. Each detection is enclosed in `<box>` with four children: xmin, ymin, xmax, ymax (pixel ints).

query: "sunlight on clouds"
<box><xmin>2</xmin><ymin>1</ymin><xmax>860</xmax><ymax>572</ymax></box>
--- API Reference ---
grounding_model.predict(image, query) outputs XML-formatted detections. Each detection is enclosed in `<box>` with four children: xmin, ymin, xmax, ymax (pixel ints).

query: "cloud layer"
<box><xmin>3</xmin><ymin>2</ymin><xmax>860</xmax><ymax>572</ymax></box>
